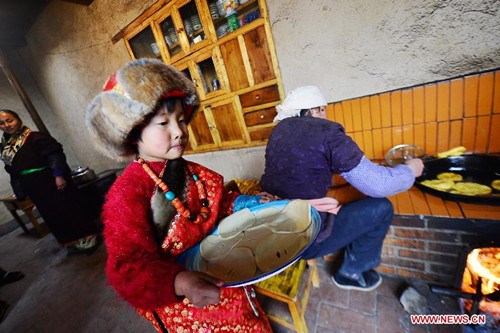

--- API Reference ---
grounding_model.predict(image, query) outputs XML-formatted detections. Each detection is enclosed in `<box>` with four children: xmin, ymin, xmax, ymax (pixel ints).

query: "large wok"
<box><xmin>414</xmin><ymin>154</ymin><xmax>500</xmax><ymax>205</ymax></box>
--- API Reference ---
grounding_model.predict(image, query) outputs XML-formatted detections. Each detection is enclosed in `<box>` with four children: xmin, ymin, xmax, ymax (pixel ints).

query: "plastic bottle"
<box><xmin>227</xmin><ymin>13</ymin><xmax>240</xmax><ymax>32</ymax></box>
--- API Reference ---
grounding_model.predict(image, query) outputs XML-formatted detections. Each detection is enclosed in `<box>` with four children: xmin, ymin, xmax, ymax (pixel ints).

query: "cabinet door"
<box><xmin>189</xmin><ymin>48</ymin><xmax>228</xmax><ymax>100</ymax></box>
<box><xmin>126</xmin><ymin>25</ymin><xmax>162</xmax><ymax>60</ymax></box>
<box><xmin>188</xmin><ymin>107</ymin><xmax>218</xmax><ymax>151</ymax></box>
<box><xmin>209</xmin><ymin>0</ymin><xmax>262</xmax><ymax>40</ymax></box>
<box><xmin>177</xmin><ymin>0</ymin><xmax>212</xmax><ymax>53</ymax></box>
<box><xmin>156</xmin><ymin>11</ymin><xmax>187</xmax><ymax>62</ymax></box>
<box><xmin>243</xmin><ymin>25</ymin><xmax>275</xmax><ymax>84</ymax></box>
<box><xmin>205</xmin><ymin>97</ymin><xmax>248</xmax><ymax>147</ymax></box>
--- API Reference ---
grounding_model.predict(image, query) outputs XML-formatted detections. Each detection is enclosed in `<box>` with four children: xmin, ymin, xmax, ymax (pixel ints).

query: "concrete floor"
<box><xmin>0</xmin><ymin>220</ymin><xmax>464</xmax><ymax>333</ymax></box>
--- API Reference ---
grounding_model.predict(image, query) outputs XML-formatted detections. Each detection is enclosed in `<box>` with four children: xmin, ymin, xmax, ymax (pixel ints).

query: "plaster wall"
<box><xmin>0</xmin><ymin>0</ymin><xmax>498</xmax><ymax>225</ymax></box>
<box><xmin>266</xmin><ymin>0</ymin><xmax>500</xmax><ymax>101</ymax></box>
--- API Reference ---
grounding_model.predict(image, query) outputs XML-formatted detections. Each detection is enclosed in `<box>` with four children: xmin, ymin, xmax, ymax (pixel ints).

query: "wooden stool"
<box><xmin>254</xmin><ymin>259</ymin><xmax>319</xmax><ymax>332</ymax></box>
<box><xmin>0</xmin><ymin>196</ymin><xmax>46</xmax><ymax>237</ymax></box>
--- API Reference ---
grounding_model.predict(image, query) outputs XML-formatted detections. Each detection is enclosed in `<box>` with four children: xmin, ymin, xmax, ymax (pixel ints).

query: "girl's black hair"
<box><xmin>0</xmin><ymin>109</ymin><xmax>22</xmax><ymax>121</ymax></box>
<box><xmin>122</xmin><ymin>98</ymin><xmax>182</xmax><ymax>156</ymax></box>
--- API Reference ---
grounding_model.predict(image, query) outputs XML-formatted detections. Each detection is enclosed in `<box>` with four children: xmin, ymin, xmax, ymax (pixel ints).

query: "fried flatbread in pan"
<box><xmin>451</xmin><ymin>182</ymin><xmax>492</xmax><ymax>196</ymax></box>
<box><xmin>437</xmin><ymin>172</ymin><xmax>463</xmax><ymax>181</ymax></box>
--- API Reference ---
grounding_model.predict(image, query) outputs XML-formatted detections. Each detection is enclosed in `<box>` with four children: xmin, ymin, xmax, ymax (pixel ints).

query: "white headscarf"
<box><xmin>274</xmin><ymin>85</ymin><xmax>327</xmax><ymax>123</ymax></box>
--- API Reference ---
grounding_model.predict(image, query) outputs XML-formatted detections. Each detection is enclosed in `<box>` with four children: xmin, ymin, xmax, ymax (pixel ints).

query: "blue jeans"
<box><xmin>302</xmin><ymin>197</ymin><xmax>394</xmax><ymax>275</ymax></box>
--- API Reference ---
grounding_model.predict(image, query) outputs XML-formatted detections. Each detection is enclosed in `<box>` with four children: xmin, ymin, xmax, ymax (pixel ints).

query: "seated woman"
<box><xmin>261</xmin><ymin>85</ymin><xmax>424</xmax><ymax>291</ymax></box>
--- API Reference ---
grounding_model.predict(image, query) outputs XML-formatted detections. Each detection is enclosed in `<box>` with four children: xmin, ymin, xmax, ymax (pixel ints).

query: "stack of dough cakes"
<box><xmin>198</xmin><ymin>200</ymin><xmax>313</xmax><ymax>283</ymax></box>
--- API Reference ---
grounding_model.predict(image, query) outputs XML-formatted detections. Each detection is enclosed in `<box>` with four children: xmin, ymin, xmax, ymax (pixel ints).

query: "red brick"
<box><xmin>318</xmin><ymin>303</ymin><xmax>376</xmax><ymax>333</ymax></box>
<box><xmin>396</xmin><ymin>268</ymin><xmax>441</xmax><ymax>282</ymax></box>
<box><xmin>393</xmin><ymin>228</ymin><xmax>458</xmax><ymax>242</ymax></box>
<box><xmin>377</xmin><ymin>276</ymin><xmax>406</xmax><ymax>297</ymax></box>
<box><xmin>382</xmin><ymin>245</ymin><xmax>395</xmax><ymax>257</ymax></box>
<box><xmin>382</xmin><ymin>257</ymin><xmax>425</xmax><ymax>270</ymax></box>
<box><xmin>377</xmin><ymin>295</ymin><xmax>408</xmax><ymax>333</ymax></box>
<box><xmin>427</xmin><ymin>242</ymin><xmax>465</xmax><ymax>254</ymax></box>
<box><xmin>349</xmin><ymin>289</ymin><xmax>377</xmax><ymax>315</ymax></box>
<box><xmin>392</xmin><ymin>216</ymin><xmax>425</xmax><ymax>228</ymax></box>
<box><xmin>383</xmin><ymin>237</ymin><xmax>426</xmax><ymax>249</ymax></box>
<box><xmin>398</xmin><ymin>249</ymin><xmax>458</xmax><ymax>264</ymax></box>
<box><xmin>409</xmin><ymin>323</ymin><xmax>430</xmax><ymax>333</ymax></box>
<box><xmin>428</xmin><ymin>263</ymin><xmax>457</xmax><ymax>276</ymax></box>
<box><xmin>377</xmin><ymin>264</ymin><xmax>395</xmax><ymax>275</ymax></box>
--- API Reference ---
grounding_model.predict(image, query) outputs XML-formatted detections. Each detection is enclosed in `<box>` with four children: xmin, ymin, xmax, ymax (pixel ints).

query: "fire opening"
<box><xmin>461</xmin><ymin>247</ymin><xmax>500</xmax><ymax>329</ymax></box>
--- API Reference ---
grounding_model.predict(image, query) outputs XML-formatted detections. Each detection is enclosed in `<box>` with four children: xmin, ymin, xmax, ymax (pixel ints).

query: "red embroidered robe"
<box><xmin>102</xmin><ymin>159</ymin><xmax>271</xmax><ymax>332</ymax></box>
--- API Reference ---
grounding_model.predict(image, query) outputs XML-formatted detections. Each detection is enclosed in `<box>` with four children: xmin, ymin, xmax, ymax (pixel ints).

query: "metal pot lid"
<box><xmin>385</xmin><ymin>144</ymin><xmax>426</xmax><ymax>166</ymax></box>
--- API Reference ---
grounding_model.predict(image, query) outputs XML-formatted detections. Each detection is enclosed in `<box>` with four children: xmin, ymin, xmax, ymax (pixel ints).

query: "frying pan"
<box><xmin>414</xmin><ymin>154</ymin><xmax>500</xmax><ymax>205</ymax></box>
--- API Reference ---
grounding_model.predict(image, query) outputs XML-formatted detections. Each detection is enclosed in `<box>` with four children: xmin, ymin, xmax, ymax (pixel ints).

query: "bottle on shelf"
<box><xmin>225</xmin><ymin>7</ymin><xmax>240</xmax><ymax>32</ymax></box>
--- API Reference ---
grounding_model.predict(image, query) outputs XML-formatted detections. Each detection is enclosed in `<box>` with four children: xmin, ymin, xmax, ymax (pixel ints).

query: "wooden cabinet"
<box><xmin>121</xmin><ymin>0</ymin><xmax>283</xmax><ymax>153</ymax></box>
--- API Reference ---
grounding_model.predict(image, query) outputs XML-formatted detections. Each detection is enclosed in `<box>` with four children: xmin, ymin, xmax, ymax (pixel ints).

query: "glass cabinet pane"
<box><xmin>196</xmin><ymin>58</ymin><xmax>221</xmax><ymax>94</ymax></box>
<box><xmin>159</xmin><ymin>16</ymin><xmax>182</xmax><ymax>57</ymax></box>
<box><xmin>181</xmin><ymin>68</ymin><xmax>192</xmax><ymax>81</ymax></box>
<box><xmin>129</xmin><ymin>27</ymin><xmax>160</xmax><ymax>59</ymax></box>
<box><xmin>179</xmin><ymin>1</ymin><xmax>206</xmax><ymax>46</ymax></box>
<box><xmin>210</xmin><ymin>0</ymin><xmax>261</xmax><ymax>39</ymax></box>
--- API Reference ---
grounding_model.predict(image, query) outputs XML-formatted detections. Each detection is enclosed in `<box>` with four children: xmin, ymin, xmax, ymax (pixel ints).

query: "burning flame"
<box><xmin>466</xmin><ymin>248</ymin><xmax>500</xmax><ymax>295</ymax></box>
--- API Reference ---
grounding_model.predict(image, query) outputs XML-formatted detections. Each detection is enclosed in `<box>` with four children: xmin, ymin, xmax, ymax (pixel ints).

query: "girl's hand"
<box><xmin>257</xmin><ymin>192</ymin><xmax>279</xmax><ymax>204</ymax></box>
<box><xmin>174</xmin><ymin>271</ymin><xmax>224</xmax><ymax>308</ymax></box>
<box><xmin>55</xmin><ymin>176</ymin><xmax>67</xmax><ymax>191</ymax></box>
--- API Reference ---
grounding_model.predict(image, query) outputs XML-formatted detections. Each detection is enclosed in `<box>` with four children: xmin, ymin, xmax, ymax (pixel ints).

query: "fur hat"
<box><xmin>86</xmin><ymin>58</ymin><xmax>199</xmax><ymax>161</ymax></box>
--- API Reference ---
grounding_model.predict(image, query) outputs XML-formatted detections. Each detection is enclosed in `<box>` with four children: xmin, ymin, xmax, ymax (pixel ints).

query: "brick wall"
<box><xmin>378</xmin><ymin>215</ymin><xmax>500</xmax><ymax>286</ymax></box>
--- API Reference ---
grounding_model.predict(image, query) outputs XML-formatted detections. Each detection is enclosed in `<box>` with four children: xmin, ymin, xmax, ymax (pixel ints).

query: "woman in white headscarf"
<box><xmin>273</xmin><ymin>85</ymin><xmax>328</xmax><ymax>122</ymax></box>
<box><xmin>262</xmin><ymin>86</ymin><xmax>424</xmax><ymax>291</ymax></box>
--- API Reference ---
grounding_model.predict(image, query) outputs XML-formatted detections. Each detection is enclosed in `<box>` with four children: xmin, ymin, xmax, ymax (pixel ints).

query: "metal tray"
<box><xmin>414</xmin><ymin>154</ymin><xmax>500</xmax><ymax>205</ymax></box>
<box><xmin>178</xmin><ymin>200</ymin><xmax>321</xmax><ymax>287</ymax></box>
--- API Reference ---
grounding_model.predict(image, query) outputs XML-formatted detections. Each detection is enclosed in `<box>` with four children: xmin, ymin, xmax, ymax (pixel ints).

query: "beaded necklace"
<box><xmin>137</xmin><ymin>157</ymin><xmax>210</xmax><ymax>224</ymax></box>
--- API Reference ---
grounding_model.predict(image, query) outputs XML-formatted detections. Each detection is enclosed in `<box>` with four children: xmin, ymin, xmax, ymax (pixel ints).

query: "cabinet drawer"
<box><xmin>239</xmin><ymin>85</ymin><xmax>280</xmax><ymax>108</ymax></box>
<box><xmin>249</xmin><ymin>126</ymin><xmax>274</xmax><ymax>141</ymax></box>
<box><xmin>244</xmin><ymin>107</ymin><xmax>277</xmax><ymax>126</ymax></box>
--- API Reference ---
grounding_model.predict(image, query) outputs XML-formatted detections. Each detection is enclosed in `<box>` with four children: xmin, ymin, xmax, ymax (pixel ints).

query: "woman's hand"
<box><xmin>257</xmin><ymin>191</ymin><xmax>279</xmax><ymax>204</ymax></box>
<box><xmin>404</xmin><ymin>158</ymin><xmax>424</xmax><ymax>177</ymax></box>
<box><xmin>55</xmin><ymin>176</ymin><xmax>67</xmax><ymax>191</ymax></box>
<box><xmin>174</xmin><ymin>271</ymin><xmax>224</xmax><ymax>308</ymax></box>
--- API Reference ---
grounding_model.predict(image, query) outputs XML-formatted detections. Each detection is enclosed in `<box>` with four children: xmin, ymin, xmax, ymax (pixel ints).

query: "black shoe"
<box><xmin>332</xmin><ymin>269</ymin><xmax>382</xmax><ymax>291</ymax></box>
<box><xmin>0</xmin><ymin>271</ymin><xmax>25</xmax><ymax>287</ymax></box>
<box><xmin>66</xmin><ymin>247</ymin><xmax>89</xmax><ymax>256</ymax></box>
<box><xmin>0</xmin><ymin>300</ymin><xmax>9</xmax><ymax>323</ymax></box>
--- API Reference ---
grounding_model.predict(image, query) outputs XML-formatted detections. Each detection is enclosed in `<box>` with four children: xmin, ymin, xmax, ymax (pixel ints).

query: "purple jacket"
<box><xmin>261</xmin><ymin>117</ymin><xmax>364</xmax><ymax>199</ymax></box>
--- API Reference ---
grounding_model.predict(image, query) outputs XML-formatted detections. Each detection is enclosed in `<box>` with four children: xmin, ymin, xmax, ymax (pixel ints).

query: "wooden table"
<box><xmin>0</xmin><ymin>196</ymin><xmax>47</xmax><ymax>237</ymax></box>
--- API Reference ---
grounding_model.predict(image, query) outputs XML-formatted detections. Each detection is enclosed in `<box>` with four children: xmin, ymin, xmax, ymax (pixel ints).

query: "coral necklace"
<box><xmin>137</xmin><ymin>157</ymin><xmax>210</xmax><ymax>224</ymax></box>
